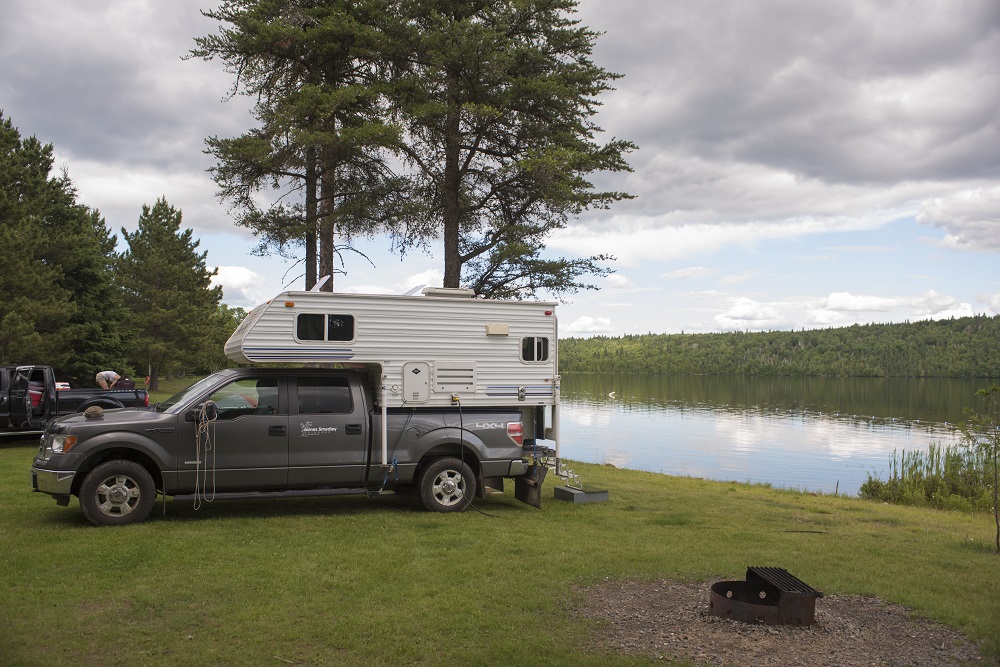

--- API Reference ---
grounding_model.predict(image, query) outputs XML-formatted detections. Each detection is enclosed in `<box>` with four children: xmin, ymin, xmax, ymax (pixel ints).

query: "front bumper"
<box><xmin>32</xmin><ymin>466</ymin><xmax>76</xmax><ymax>496</ymax></box>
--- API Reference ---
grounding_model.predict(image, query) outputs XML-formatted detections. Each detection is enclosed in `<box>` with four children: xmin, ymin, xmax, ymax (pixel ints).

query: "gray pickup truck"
<box><xmin>31</xmin><ymin>367</ymin><xmax>537</xmax><ymax>526</ymax></box>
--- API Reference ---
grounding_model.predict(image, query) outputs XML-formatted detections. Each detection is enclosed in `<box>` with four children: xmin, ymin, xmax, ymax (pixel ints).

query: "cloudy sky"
<box><xmin>2</xmin><ymin>0</ymin><xmax>998</xmax><ymax>336</ymax></box>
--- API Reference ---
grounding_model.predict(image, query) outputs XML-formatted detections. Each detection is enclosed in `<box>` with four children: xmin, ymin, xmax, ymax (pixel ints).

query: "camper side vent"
<box><xmin>433</xmin><ymin>361</ymin><xmax>477</xmax><ymax>392</ymax></box>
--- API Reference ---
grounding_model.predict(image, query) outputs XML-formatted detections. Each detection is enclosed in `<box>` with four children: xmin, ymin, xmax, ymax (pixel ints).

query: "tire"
<box><xmin>417</xmin><ymin>457</ymin><xmax>476</xmax><ymax>513</ymax></box>
<box><xmin>79</xmin><ymin>459</ymin><xmax>156</xmax><ymax>526</ymax></box>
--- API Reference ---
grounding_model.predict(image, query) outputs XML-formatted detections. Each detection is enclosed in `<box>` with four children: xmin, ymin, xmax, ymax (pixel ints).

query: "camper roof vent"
<box><xmin>421</xmin><ymin>287</ymin><xmax>475</xmax><ymax>299</ymax></box>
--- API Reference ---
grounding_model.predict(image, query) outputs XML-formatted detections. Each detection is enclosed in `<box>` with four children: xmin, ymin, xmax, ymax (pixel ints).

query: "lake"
<box><xmin>554</xmin><ymin>374</ymin><xmax>997</xmax><ymax>496</ymax></box>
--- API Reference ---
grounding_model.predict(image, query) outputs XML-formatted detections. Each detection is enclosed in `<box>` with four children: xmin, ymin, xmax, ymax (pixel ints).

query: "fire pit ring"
<box><xmin>709</xmin><ymin>567</ymin><xmax>823</xmax><ymax>626</ymax></box>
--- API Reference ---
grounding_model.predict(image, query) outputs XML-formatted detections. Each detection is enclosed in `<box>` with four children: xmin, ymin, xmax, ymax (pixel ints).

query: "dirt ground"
<box><xmin>575</xmin><ymin>579</ymin><xmax>989</xmax><ymax>666</ymax></box>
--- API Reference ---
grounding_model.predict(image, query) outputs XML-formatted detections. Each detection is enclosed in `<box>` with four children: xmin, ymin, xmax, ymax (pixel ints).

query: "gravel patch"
<box><xmin>575</xmin><ymin>579</ymin><xmax>987</xmax><ymax>666</ymax></box>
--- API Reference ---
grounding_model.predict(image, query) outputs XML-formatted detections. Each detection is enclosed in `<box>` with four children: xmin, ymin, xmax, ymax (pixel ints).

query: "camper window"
<box><xmin>296</xmin><ymin>313</ymin><xmax>355</xmax><ymax>342</ymax></box>
<box><xmin>521</xmin><ymin>336</ymin><xmax>550</xmax><ymax>363</ymax></box>
<box><xmin>297</xmin><ymin>314</ymin><xmax>325</xmax><ymax>340</ymax></box>
<box><xmin>327</xmin><ymin>315</ymin><xmax>353</xmax><ymax>341</ymax></box>
<box><xmin>296</xmin><ymin>376</ymin><xmax>353</xmax><ymax>414</ymax></box>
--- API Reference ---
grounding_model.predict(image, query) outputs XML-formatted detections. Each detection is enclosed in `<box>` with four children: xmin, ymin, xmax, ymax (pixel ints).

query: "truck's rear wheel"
<box><xmin>418</xmin><ymin>457</ymin><xmax>476</xmax><ymax>512</ymax></box>
<box><xmin>79</xmin><ymin>460</ymin><xmax>155</xmax><ymax>526</ymax></box>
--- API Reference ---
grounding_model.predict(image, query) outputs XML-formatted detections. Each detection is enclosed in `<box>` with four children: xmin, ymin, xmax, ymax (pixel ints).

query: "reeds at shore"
<box><xmin>860</xmin><ymin>443</ymin><xmax>992</xmax><ymax>511</ymax></box>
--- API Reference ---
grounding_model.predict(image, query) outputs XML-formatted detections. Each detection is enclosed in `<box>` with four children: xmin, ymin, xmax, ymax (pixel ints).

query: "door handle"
<box><xmin>345</xmin><ymin>424</ymin><xmax>362</xmax><ymax>435</ymax></box>
<box><xmin>268</xmin><ymin>425</ymin><xmax>286</xmax><ymax>436</ymax></box>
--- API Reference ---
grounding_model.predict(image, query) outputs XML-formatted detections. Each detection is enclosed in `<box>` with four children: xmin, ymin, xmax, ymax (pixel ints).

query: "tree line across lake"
<box><xmin>559</xmin><ymin>315</ymin><xmax>1000</xmax><ymax>377</ymax></box>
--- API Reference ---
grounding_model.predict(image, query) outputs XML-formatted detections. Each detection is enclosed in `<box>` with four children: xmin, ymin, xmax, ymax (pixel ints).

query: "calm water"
<box><xmin>554</xmin><ymin>374</ymin><xmax>996</xmax><ymax>496</ymax></box>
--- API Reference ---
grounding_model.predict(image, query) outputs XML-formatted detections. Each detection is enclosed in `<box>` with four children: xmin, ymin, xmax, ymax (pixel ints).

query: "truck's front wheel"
<box><xmin>418</xmin><ymin>457</ymin><xmax>476</xmax><ymax>512</ymax></box>
<box><xmin>79</xmin><ymin>460</ymin><xmax>156</xmax><ymax>526</ymax></box>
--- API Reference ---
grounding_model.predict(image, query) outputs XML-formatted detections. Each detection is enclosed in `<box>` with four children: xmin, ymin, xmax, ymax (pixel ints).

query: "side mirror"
<box><xmin>187</xmin><ymin>401</ymin><xmax>219</xmax><ymax>422</ymax></box>
<box><xmin>200</xmin><ymin>400</ymin><xmax>219</xmax><ymax>422</ymax></box>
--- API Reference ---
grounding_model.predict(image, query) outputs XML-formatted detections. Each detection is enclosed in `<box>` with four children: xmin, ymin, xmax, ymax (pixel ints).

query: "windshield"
<box><xmin>156</xmin><ymin>375</ymin><xmax>223</xmax><ymax>413</ymax></box>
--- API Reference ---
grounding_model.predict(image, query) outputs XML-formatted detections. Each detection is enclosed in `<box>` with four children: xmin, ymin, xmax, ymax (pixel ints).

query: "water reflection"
<box><xmin>555</xmin><ymin>374</ymin><xmax>990</xmax><ymax>495</ymax></box>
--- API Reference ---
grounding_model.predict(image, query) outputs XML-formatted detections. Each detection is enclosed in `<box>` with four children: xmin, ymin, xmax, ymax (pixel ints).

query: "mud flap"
<box><xmin>514</xmin><ymin>464</ymin><xmax>547</xmax><ymax>509</ymax></box>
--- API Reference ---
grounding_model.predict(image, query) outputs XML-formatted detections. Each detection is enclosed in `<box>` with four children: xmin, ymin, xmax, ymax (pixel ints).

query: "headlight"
<box><xmin>51</xmin><ymin>434</ymin><xmax>77</xmax><ymax>454</ymax></box>
<box><xmin>41</xmin><ymin>434</ymin><xmax>77</xmax><ymax>458</ymax></box>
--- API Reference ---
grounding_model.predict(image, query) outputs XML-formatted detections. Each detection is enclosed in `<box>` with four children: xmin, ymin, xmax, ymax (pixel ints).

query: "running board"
<box><xmin>172</xmin><ymin>487</ymin><xmax>369</xmax><ymax>502</ymax></box>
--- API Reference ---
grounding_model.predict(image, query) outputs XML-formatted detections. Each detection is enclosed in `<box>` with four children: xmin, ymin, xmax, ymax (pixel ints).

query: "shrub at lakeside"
<box><xmin>862</xmin><ymin>385</ymin><xmax>1000</xmax><ymax>552</ymax></box>
<box><xmin>859</xmin><ymin>444</ymin><xmax>992</xmax><ymax>512</ymax></box>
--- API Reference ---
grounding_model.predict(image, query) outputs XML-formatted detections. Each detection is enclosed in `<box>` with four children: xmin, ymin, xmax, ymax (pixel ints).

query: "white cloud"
<box><xmin>564</xmin><ymin>316</ymin><xmax>616</xmax><ymax>336</ymax></box>
<box><xmin>987</xmin><ymin>292</ymin><xmax>1000</xmax><ymax>312</ymax></box>
<box><xmin>805</xmin><ymin>308</ymin><xmax>853</xmax><ymax>328</ymax></box>
<box><xmin>549</xmin><ymin>214</ymin><xmax>899</xmax><ymax>266</ymax></box>
<box><xmin>662</xmin><ymin>266</ymin><xmax>715</xmax><ymax>279</ymax></box>
<box><xmin>914</xmin><ymin>304</ymin><xmax>978</xmax><ymax>321</ymax></box>
<box><xmin>341</xmin><ymin>268</ymin><xmax>443</xmax><ymax>296</ymax></box>
<box><xmin>824</xmin><ymin>292</ymin><xmax>902</xmax><ymax>312</ymax></box>
<box><xmin>213</xmin><ymin>266</ymin><xmax>267</xmax><ymax>308</ymax></box>
<box><xmin>714</xmin><ymin>297</ymin><xmax>787</xmax><ymax>331</ymax></box>
<box><xmin>397</xmin><ymin>269</ymin><xmax>444</xmax><ymax>294</ymax></box>
<box><xmin>917</xmin><ymin>186</ymin><xmax>1000</xmax><ymax>251</ymax></box>
<box><xmin>605</xmin><ymin>274</ymin><xmax>634</xmax><ymax>288</ymax></box>
<box><xmin>908</xmin><ymin>290</ymin><xmax>959</xmax><ymax>316</ymax></box>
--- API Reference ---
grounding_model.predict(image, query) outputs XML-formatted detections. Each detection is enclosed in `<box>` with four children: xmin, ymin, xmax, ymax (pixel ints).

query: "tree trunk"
<box><xmin>319</xmin><ymin>148</ymin><xmax>336</xmax><ymax>292</ymax></box>
<box><xmin>305</xmin><ymin>146</ymin><xmax>318</xmax><ymax>290</ymax></box>
<box><xmin>442</xmin><ymin>70</ymin><xmax>462</xmax><ymax>289</ymax></box>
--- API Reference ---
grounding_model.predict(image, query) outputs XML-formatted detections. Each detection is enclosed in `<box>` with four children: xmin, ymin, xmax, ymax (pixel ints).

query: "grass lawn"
<box><xmin>3</xmin><ymin>434</ymin><xmax>998</xmax><ymax>666</ymax></box>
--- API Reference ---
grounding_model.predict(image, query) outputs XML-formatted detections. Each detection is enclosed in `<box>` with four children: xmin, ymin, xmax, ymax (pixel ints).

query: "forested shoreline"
<box><xmin>559</xmin><ymin>315</ymin><xmax>1000</xmax><ymax>377</ymax></box>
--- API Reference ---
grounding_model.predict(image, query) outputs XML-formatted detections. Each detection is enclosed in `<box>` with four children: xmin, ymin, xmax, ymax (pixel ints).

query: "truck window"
<box><xmin>296</xmin><ymin>313</ymin><xmax>355</xmax><ymax>342</ymax></box>
<box><xmin>297</xmin><ymin>376</ymin><xmax>352</xmax><ymax>414</ymax></box>
<box><xmin>208</xmin><ymin>377</ymin><xmax>280</xmax><ymax>419</ymax></box>
<box><xmin>521</xmin><ymin>336</ymin><xmax>549</xmax><ymax>363</ymax></box>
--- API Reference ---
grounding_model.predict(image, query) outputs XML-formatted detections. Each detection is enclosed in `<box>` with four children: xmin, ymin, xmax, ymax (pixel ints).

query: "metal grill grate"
<box><xmin>747</xmin><ymin>566</ymin><xmax>824</xmax><ymax>597</ymax></box>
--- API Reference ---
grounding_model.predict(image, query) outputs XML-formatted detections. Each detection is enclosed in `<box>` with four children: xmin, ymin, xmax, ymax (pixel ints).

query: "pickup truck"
<box><xmin>2</xmin><ymin>365</ymin><xmax>149</xmax><ymax>435</ymax></box>
<box><xmin>31</xmin><ymin>367</ymin><xmax>540</xmax><ymax>526</ymax></box>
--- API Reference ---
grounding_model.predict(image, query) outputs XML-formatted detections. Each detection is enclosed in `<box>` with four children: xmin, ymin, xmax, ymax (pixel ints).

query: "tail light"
<box><xmin>506</xmin><ymin>421</ymin><xmax>524</xmax><ymax>446</ymax></box>
<box><xmin>144</xmin><ymin>392</ymin><xmax>149</xmax><ymax>407</ymax></box>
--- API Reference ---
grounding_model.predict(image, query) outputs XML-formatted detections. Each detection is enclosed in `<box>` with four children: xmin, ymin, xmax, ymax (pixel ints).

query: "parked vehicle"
<box><xmin>1</xmin><ymin>365</ymin><xmax>149</xmax><ymax>435</ymax></box>
<box><xmin>32</xmin><ymin>287</ymin><xmax>573</xmax><ymax>526</ymax></box>
<box><xmin>32</xmin><ymin>367</ymin><xmax>539</xmax><ymax>525</ymax></box>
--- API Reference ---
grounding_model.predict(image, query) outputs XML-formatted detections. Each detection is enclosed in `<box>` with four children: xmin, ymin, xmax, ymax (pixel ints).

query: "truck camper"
<box><xmin>32</xmin><ymin>287</ymin><xmax>580</xmax><ymax>526</ymax></box>
<box><xmin>225</xmin><ymin>286</ymin><xmax>565</xmax><ymax>476</ymax></box>
<box><xmin>226</xmin><ymin>287</ymin><xmax>559</xmax><ymax>407</ymax></box>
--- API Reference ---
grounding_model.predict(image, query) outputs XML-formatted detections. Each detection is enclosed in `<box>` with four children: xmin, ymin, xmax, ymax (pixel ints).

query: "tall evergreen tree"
<box><xmin>387</xmin><ymin>0</ymin><xmax>635</xmax><ymax>298</ymax></box>
<box><xmin>117</xmin><ymin>198</ymin><xmax>223</xmax><ymax>390</ymax></box>
<box><xmin>192</xmin><ymin>0</ymin><xmax>405</xmax><ymax>290</ymax></box>
<box><xmin>0</xmin><ymin>112</ymin><xmax>128</xmax><ymax>381</ymax></box>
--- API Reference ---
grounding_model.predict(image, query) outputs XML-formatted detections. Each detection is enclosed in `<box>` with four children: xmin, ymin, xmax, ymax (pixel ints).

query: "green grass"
<box><xmin>4</xmin><ymin>439</ymin><xmax>999</xmax><ymax>666</ymax></box>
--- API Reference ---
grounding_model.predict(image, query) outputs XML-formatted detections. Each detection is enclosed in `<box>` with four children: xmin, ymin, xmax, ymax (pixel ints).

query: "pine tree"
<box><xmin>387</xmin><ymin>0</ymin><xmax>635</xmax><ymax>297</ymax></box>
<box><xmin>0</xmin><ymin>112</ymin><xmax>128</xmax><ymax>381</ymax></box>
<box><xmin>192</xmin><ymin>0</ymin><xmax>405</xmax><ymax>290</ymax></box>
<box><xmin>116</xmin><ymin>198</ymin><xmax>223</xmax><ymax>390</ymax></box>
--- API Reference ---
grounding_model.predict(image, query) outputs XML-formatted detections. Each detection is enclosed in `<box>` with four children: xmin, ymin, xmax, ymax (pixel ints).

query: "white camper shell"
<box><xmin>224</xmin><ymin>287</ymin><xmax>575</xmax><ymax>490</ymax></box>
<box><xmin>225</xmin><ymin>287</ymin><xmax>559</xmax><ymax>411</ymax></box>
